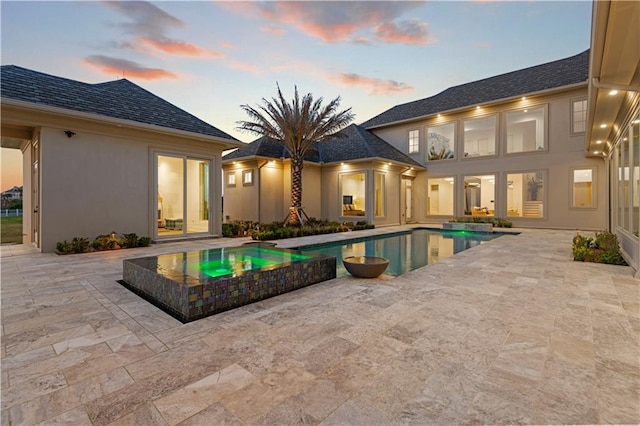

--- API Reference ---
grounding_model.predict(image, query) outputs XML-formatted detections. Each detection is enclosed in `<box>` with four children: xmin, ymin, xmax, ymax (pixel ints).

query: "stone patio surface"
<box><xmin>1</xmin><ymin>227</ymin><xmax>639</xmax><ymax>425</ymax></box>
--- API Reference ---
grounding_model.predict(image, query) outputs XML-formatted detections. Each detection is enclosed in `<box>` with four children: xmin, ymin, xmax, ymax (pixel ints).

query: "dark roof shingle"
<box><xmin>223</xmin><ymin>124</ymin><xmax>422</xmax><ymax>168</ymax></box>
<box><xmin>361</xmin><ymin>50</ymin><xmax>589</xmax><ymax>129</ymax></box>
<box><xmin>0</xmin><ymin>65</ymin><xmax>237</xmax><ymax>141</ymax></box>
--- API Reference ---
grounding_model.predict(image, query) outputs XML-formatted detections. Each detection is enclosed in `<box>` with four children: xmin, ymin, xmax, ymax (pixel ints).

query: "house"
<box><xmin>222</xmin><ymin>1</ymin><xmax>639</xmax><ymax>273</ymax></box>
<box><xmin>361</xmin><ymin>49</ymin><xmax>607</xmax><ymax>230</ymax></box>
<box><xmin>1</xmin><ymin>186</ymin><xmax>22</xmax><ymax>201</ymax></box>
<box><xmin>224</xmin><ymin>51</ymin><xmax>604</xmax><ymax>230</ymax></box>
<box><xmin>586</xmin><ymin>1</ymin><xmax>640</xmax><ymax>273</ymax></box>
<box><xmin>0</xmin><ymin>66</ymin><xmax>242</xmax><ymax>252</ymax></box>
<box><xmin>222</xmin><ymin>123</ymin><xmax>424</xmax><ymax>225</ymax></box>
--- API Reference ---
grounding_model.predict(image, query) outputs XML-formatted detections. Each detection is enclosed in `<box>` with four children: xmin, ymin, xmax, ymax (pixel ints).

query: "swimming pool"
<box><xmin>299</xmin><ymin>228</ymin><xmax>508</xmax><ymax>277</ymax></box>
<box><xmin>121</xmin><ymin>244</ymin><xmax>335</xmax><ymax>322</ymax></box>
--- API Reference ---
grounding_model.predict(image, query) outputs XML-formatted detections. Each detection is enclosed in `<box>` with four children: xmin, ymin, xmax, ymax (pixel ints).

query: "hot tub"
<box><xmin>121</xmin><ymin>244</ymin><xmax>336</xmax><ymax>322</ymax></box>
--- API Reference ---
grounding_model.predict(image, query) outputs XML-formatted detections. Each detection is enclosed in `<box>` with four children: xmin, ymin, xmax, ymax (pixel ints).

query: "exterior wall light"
<box><xmin>64</xmin><ymin>130</ymin><xmax>76</xmax><ymax>138</ymax></box>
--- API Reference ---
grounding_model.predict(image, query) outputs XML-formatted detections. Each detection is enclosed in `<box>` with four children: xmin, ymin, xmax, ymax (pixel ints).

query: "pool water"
<box><xmin>156</xmin><ymin>246</ymin><xmax>313</xmax><ymax>279</ymax></box>
<box><xmin>299</xmin><ymin>228</ymin><xmax>506</xmax><ymax>277</ymax></box>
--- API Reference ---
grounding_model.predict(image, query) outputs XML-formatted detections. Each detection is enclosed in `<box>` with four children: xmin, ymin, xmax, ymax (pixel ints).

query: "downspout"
<box><xmin>257</xmin><ymin>160</ymin><xmax>269</xmax><ymax>224</ymax></box>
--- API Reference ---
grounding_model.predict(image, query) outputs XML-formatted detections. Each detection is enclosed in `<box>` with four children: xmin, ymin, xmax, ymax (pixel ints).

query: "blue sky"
<box><xmin>1</xmin><ymin>0</ymin><xmax>592</xmax><ymax>190</ymax></box>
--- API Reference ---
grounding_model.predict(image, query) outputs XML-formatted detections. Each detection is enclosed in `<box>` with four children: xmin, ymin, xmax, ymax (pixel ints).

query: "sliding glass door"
<box><xmin>157</xmin><ymin>154</ymin><xmax>210</xmax><ymax>238</ymax></box>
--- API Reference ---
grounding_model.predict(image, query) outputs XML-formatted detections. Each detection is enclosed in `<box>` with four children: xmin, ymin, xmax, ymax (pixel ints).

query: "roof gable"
<box><xmin>362</xmin><ymin>50</ymin><xmax>590</xmax><ymax>129</ymax></box>
<box><xmin>223</xmin><ymin>124</ymin><xmax>422</xmax><ymax>168</ymax></box>
<box><xmin>0</xmin><ymin>65</ymin><xmax>238</xmax><ymax>141</ymax></box>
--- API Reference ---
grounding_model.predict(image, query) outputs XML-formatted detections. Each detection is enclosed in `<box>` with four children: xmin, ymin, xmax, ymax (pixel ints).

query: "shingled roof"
<box><xmin>223</xmin><ymin>124</ymin><xmax>423</xmax><ymax>168</ymax></box>
<box><xmin>0</xmin><ymin>65</ymin><xmax>238</xmax><ymax>141</ymax></box>
<box><xmin>361</xmin><ymin>50</ymin><xmax>590</xmax><ymax>129</ymax></box>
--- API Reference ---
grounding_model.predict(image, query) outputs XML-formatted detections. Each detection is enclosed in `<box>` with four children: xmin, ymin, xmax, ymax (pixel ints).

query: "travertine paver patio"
<box><xmin>1</xmin><ymin>227</ymin><xmax>639</xmax><ymax>425</ymax></box>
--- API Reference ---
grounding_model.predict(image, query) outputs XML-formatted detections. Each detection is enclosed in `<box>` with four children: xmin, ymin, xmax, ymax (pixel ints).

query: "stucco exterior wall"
<box><xmin>259</xmin><ymin>162</ymin><xmax>284</xmax><ymax>223</ymax></box>
<box><xmin>223</xmin><ymin>163</ymin><xmax>260</xmax><ymax>223</ymax></box>
<box><xmin>39</xmin><ymin>127</ymin><xmax>149</xmax><ymax>252</ymax></box>
<box><xmin>33</xmin><ymin>124</ymin><xmax>226</xmax><ymax>252</ymax></box>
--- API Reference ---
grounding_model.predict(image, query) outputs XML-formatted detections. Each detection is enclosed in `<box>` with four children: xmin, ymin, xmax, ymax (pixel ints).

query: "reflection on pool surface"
<box><xmin>299</xmin><ymin>228</ymin><xmax>508</xmax><ymax>277</ymax></box>
<box><xmin>156</xmin><ymin>246</ymin><xmax>313</xmax><ymax>279</ymax></box>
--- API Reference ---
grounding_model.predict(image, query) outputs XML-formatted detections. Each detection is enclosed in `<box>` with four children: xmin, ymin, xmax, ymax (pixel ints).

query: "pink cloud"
<box><xmin>138</xmin><ymin>37</ymin><xmax>224</xmax><ymax>58</ymax></box>
<box><xmin>101</xmin><ymin>1</ymin><xmax>219</xmax><ymax>59</ymax></box>
<box><xmin>83</xmin><ymin>55</ymin><xmax>178</xmax><ymax>80</ymax></box>
<box><xmin>375</xmin><ymin>20</ymin><xmax>434</xmax><ymax>45</ymax></box>
<box><xmin>331</xmin><ymin>73</ymin><xmax>413</xmax><ymax>95</ymax></box>
<box><xmin>221</xmin><ymin>1</ymin><xmax>429</xmax><ymax>45</ymax></box>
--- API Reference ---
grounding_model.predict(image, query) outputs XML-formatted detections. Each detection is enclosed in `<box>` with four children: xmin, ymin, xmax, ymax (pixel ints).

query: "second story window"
<box><xmin>408</xmin><ymin>130</ymin><xmax>419</xmax><ymax>153</ymax></box>
<box><xmin>506</xmin><ymin>105</ymin><xmax>546</xmax><ymax>154</ymax></box>
<box><xmin>571</xmin><ymin>99</ymin><xmax>587</xmax><ymax>134</ymax></box>
<box><xmin>427</xmin><ymin>122</ymin><xmax>455</xmax><ymax>161</ymax></box>
<box><xmin>463</xmin><ymin>115</ymin><xmax>496</xmax><ymax>158</ymax></box>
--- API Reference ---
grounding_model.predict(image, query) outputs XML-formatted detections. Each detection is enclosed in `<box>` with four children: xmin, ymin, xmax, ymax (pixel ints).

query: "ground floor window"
<box><xmin>572</xmin><ymin>168</ymin><xmax>595</xmax><ymax>208</ymax></box>
<box><xmin>427</xmin><ymin>177</ymin><xmax>454</xmax><ymax>215</ymax></box>
<box><xmin>341</xmin><ymin>172</ymin><xmax>366</xmax><ymax>217</ymax></box>
<box><xmin>464</xmin><ymin>175</ymin><xmax>495</xmax><ymax>216</ymax></box>
<box><xmin>157</xmin><ymin>154</ymin><xmax>211</xmax><ymax>237</ymax></box>
<box><xmin>507</xmin><ymin>171</ymin><xmax>545</xmax><ymax>218</ymax></box>
<box><xmin>374</xmin><ymin>172</ymin><xmax>385</xmax><ymax>217</ymax></box>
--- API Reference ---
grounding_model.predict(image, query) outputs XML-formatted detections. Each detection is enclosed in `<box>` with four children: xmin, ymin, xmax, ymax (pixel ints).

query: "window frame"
<box><xmin>462</xmin><ymin>114</ymin><xmax>498</xmax><ymax>160</ymax></box>
<box><xmin>570</xmin><ymin>98</ymin><xmax>588</xmax><ymax>135</ymax></box>
<box><xmin>426</xmin><ymin>176</ymin><xmax>456</xmax><ymax>216</ymax></box>
<box><xmin>339</xmin><ymin>171</ymin><xmax>367</xmax><ymax>218</ymax></box>
<box><xmin>408</xmin><ymin>129</ymin><xmax>420</xmax><ymax>154</ymax></box>
<box><xmin>463</xmin><ymin>174</ymin><xmax>496</xmax><ymax>217</ymax></box>
<box><xmin>504</xmin><ymin>104</ymin><xmax>548</xmax><ymax>155</ymax></box>
<box><xmin>226</xmin><ymin>171</ymin><xmax>236</xmax><ymax>187</ymax></box>
<box><xmin>505</xmin><ymin>169</ymin><xmax>547</xmax><ymax>219</ymax></box>
<box><xmin>242</xmin><ymin>169</ymin><xmax>253</xmax><ymax>186</ymax></box>
<box><xmin>570</xmin><ymin>167</ymin><xmax>597</xmax><ymax>209</ymax></box>
<box><xmin>374</xmin><ymin>171</ymin><xmax>386</xmax><ymax>218</ymax></box>
<box><xmin>426</xmin><ymin>121</ymin><xmax>456</xmax><ymax>162</ymax></box>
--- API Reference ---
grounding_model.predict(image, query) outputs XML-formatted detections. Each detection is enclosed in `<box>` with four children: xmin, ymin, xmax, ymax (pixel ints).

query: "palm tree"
<box><xmin>237</xmin><ymin>85</ymin><xmax>354</xmax><ymax>224</ymax></box>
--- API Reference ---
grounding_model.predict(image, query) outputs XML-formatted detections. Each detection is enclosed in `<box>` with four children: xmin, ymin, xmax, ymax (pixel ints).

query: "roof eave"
<box><xmin>364</xmin><ymin>81</ymin><xmax>588</xmax><ymax>130</ymax></box>
<box><xmin>0</xmin><ymin>97</ymin><xmax>244</xmax><ymax>149</ymax></box>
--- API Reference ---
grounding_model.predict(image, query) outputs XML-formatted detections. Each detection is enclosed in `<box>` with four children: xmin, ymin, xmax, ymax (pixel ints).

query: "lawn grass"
<box><xmin>1</xmin><ymin>216</ymin><xmax>23</xmax><ymax>244</ymax></box>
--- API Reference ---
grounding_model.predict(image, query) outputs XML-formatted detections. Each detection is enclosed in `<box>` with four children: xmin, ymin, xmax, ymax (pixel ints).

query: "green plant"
<box><xmin>92</xmin><ymin>234</ymin><xmax>119</xmax><ymax>251</ymax></box>
<box><xmin>448</xmin><ymin>217</ymin><xmax>513</xmax><ymax>228</ymax></box>
<box><xmin>137</xmin><ymin>237</ymin><xmax>152</xmax><ymax>247</ymax></box>
<box><xmin>572</xmin><ymin>231</ymin><xmax>627</xmax><ymax>265</ymax></box>
<box><xmin>70</xmin><ymin>237</ymin><xmax>90</xmax><ymax>253</ymax></box>
<box><xmin>119</xmin><ymin>233</ymin><xmax>139</xmax><ymax>248</ymax></box>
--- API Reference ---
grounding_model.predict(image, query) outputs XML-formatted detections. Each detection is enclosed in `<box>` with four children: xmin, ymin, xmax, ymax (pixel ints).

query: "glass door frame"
<box><xmin>153</xmin><ymin>151</ymin><xmax>214</xmax><ymax>240</ymax></box>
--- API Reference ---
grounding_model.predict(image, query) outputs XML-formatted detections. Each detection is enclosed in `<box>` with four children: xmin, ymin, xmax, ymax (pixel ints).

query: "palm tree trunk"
<box><xmin>289</xmin><ymin>155</ymin><xmax>304</xmax><ymax>225</ymax></box>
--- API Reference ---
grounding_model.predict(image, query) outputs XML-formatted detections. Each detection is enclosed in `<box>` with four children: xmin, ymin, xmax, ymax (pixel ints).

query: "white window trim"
<box><xmin>408</xmin><ymin>129</ymin><xmax>420</xmax><ymax>154</ymax></box>
<box><xmin>462</xmin><ymin>114</ymin><xmax>498</xmax><ymax>160</ymax></box>
<box><xmin>569</xmin><ymin>166</ymin><xmax>597</xmax><ymax>210</ymax></box>
<box><xmin>505</xmin><ymin>169</ymin><xmax>548</xmax><ymax>219</ymax></box>
<box><xmin>504</xmin><ymin>104</ymin><xmax>549</xmax><ymax>156</ymax></box>
<box><xmin>227</xmin><ymin>171</ymin><xmax>236</xmax><ymax>187</ymax></box>
<box><xmin>242</xmin><ymin>170</ymin><xmax>253</xmax><ymax>186</ymax></box>
<box><xmin>426</xmin><ymin>121</ymin><xmax>456</xmax><ymax>162</ymax></box>
<box><xmin>570</xmin><ymin>98</ymin><xmax>588</xmax><ymax>136</ymax></box>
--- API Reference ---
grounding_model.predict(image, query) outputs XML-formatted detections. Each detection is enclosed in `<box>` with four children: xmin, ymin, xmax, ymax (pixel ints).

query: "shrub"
<box><xmin>448</xmin><ymin>217</ymin><xmax>513</xmax><ymax>228</ymax></box>
<box><xmin>250</xmin><ymin>220</ymin><xmax>374</xmax><ymax>240</ymax></box>
<box><xmin>572</xmin><ymin>231</ymin><xmax>627</xmax><ymax>265</ymax></box>
<box><xmin>92</xmin><ymin>234</ymin><xmax>119</xmax><ymax>251</ymax></box>
<box><xmin>56</xmin><ymin>232</ymin><xmax>151</xmax><ymax>254</ymax></box>
<box><xmin>119</xmin><ymin>233</ymin><xmax>140</xmax><ymax>248</ymax></box>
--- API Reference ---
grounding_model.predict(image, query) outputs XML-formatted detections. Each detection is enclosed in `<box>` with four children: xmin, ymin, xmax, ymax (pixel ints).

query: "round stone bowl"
<box><xmin>342</xmin><ymin>256</ymin><xmax>390</xmax><ymax>278</ymax></box>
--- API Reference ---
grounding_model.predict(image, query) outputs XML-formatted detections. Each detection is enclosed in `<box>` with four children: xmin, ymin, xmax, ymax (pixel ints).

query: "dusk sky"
<box><xmin>1</xmin><ymin>0</ymin><xmax>592</xmax><ymax>191</ymax></box>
